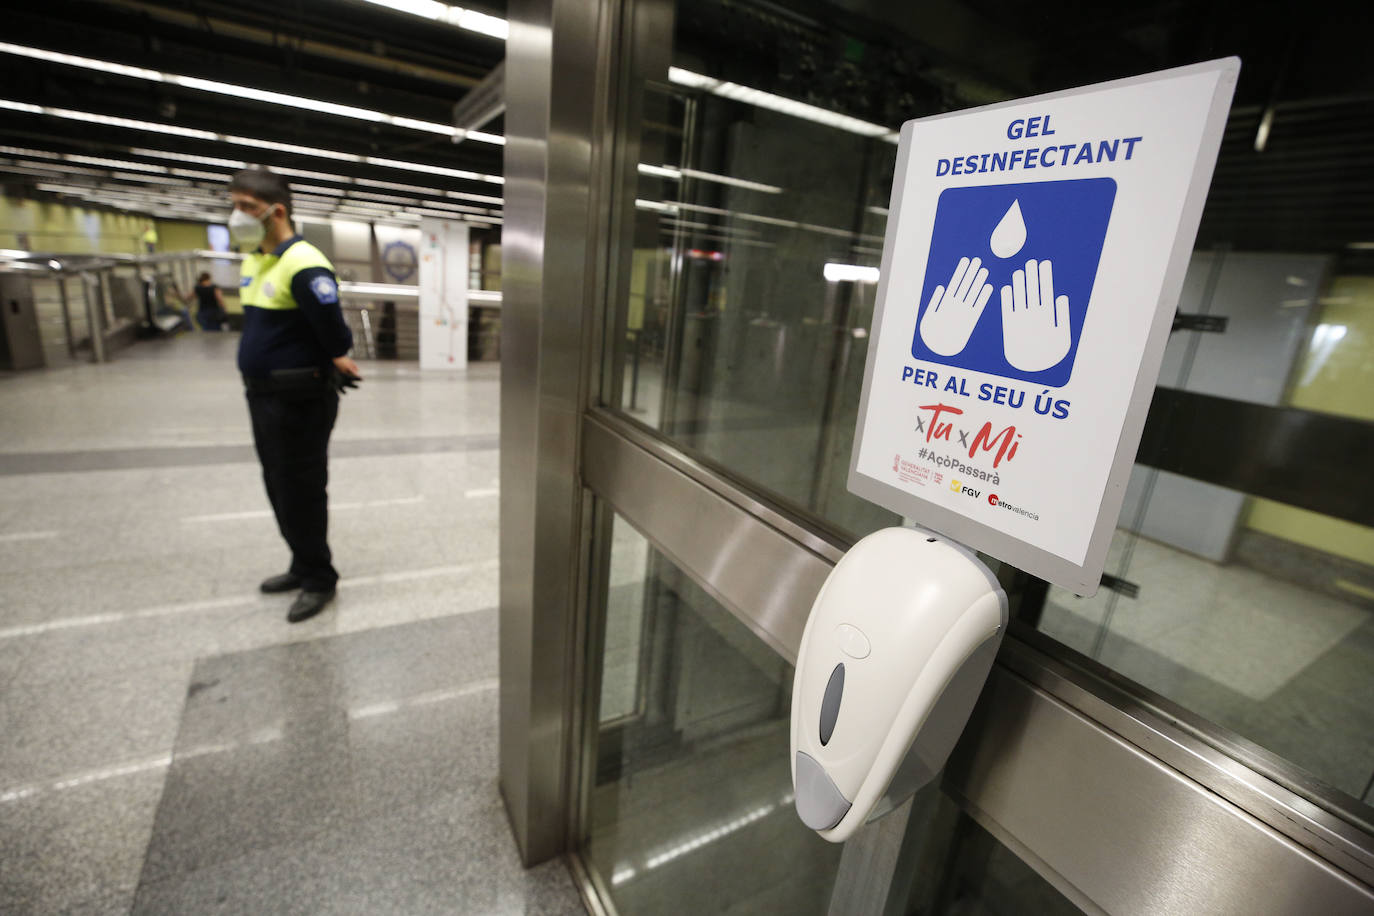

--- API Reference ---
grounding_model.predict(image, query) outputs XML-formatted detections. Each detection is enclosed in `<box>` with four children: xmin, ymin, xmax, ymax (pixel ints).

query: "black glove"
<box><xmin>331</xmin><ymin>368</ymin><xmax>362</xmax><ymax>395</ymax></box>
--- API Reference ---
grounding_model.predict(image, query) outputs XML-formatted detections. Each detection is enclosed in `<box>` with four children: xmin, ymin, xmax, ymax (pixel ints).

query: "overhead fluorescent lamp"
<box><xmin>680</xmin><ymin>168</ymin><xmax>781</xmax><ymax>194</ymax></box>
<box><xmin>64</xmin><ymin>154</ymin><xmax>165</xmax><ymax>173</ymax></box>
<box><xmin>635</xmin><ymin>198</ymin><xmax>680</xmax><ymax>214</ymax></box>
<box><xmin>338</xmin><ymin>198</ymin><xmax>398</xmax><ymax>212</ymax></box>
<box><xmin>823</xmin><ymin>263</ymin><xmax>880</xmax><ymax>283</ymax></box>
<box><xmin>408</xmin><ymin>199</ymin><xmax>490</xmax><ymax>215</ymax></box>
<box><xmin>110</xmin><ymin>172</ymin><xmax>194</xmax><ymax>185</ymax></box>
<box><xmin>638</xmin><ymin>164</ymin><xmax>680</xmax><ymax>180</ymax></box>
<box><xmin>366</xmin><ymin>155</ymin><xmax>502</xmax><ymax>183</ymax></box>
<box><xmin>668</xmin><ymin>67</ymin><xmax>899</xmax><ymax>144</ymax></box>
<box><xmin>291</xmin><ymin>183</ymin><xmax>347</xmax><ymax>196</ymax></box>
<box><xmin>447</xmin><ymin>189</ymin><xmax>503</xmax><ymax>205</ymax></box>
<box><xmin>0</xmin><ymin>98</ymin><xmax>503</xmax><ymax>185</ymax></box>
<box><xmin>357</xmin><ymin>0</ymin><xmax>509</xmax><ymax>39</ymax></box>
<box><xmin>16</xmin><ymin>143</ymin><xmax>507</xmax><ymax>213</ymax></box>
<box><xmin>636</xmin><ymin>163</ymin><xmax>782</xmax><ymax>194</ymax></box>
<box><xmin>0</xmin><ymin>145</ymin><xmax>60</xmax><ymax>159</ymax></box>
<box><xmin>0</xmin><ymin>43</ymin><xmax>500</xmax><ymax>145</ymax></box>
<box><xmin>130</xmin><ymin>148</ymin><xmax>247</xmax><ymax>169</ymax></box>
<box><xmin>0</xmin><ymin>42</ymin><xmax>159</xmax><ymax>80</ymax></box>
<box><xmin>35</xmin><ymin>182</ymin><xmax>92</xmax><ymax>195</ymax></box>
<box><xmin>1</xmin><ymin>161</ymin><xmax>106</xmax><ymax>178</ymax></box>
<box><xmin>169</xmin><ymin>168</ymin><xmax>234</xmax><ymax>181</ymax></box>
<box><xmin>52</xmin><ymin>105</ymin><xmax>217</xmax><ymax>139</ymax></box>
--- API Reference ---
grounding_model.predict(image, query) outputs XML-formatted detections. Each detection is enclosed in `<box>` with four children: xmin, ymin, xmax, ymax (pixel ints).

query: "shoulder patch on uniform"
<box><xmin>309</xmin><ymin>274</ymin><xmax>339</xmax><ymax>304</ymax></box>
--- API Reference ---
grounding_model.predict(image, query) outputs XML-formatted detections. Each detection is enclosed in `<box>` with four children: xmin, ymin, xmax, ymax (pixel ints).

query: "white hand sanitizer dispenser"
<box><xmin>790</xmin><ymin>526</ymin><xmax>1007</xmax><ymax>841</ymax></box>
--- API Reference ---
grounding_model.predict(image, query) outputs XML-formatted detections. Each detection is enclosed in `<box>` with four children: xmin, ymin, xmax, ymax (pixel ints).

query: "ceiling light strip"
<box><xmin>0</xmin><ymin>98</ymin><xmax>503</xmax><ymax>185</ymax></box>
<box><xmin>128</xmin><ymin>148</ymin><xmax>503</xmax><ymax>205</ymax></box>
<box><xmin>637</xmin><ymin>163</ymin><xmax>782</xmax><ymax>194</ymax></box>
<box><xmin>667</xmin><ymin>67</ymin><xmax>899</xmax><ymax>144</ymax></box>
<box><xmin>356</xmin><ymin>0</ymin><xmax>508</xmax><ymax>39</ymax></box>
<box><xmin>0</xmin><ymin>42</ymin><xmax>504</xmax><ymax>146</ymax></box>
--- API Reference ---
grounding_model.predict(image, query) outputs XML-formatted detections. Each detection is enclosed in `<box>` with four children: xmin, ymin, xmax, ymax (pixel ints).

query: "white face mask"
<box><xmin>228</xmin><ymin>206</ymin><xmax>269</xmax><ymax>247</ymax></box>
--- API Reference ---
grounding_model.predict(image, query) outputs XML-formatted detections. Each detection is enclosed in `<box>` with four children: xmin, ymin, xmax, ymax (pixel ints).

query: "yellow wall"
<box><xmin>1247</xmin><ymin>275</ymin><xmax>1374</xmax><ymax>566</ymax></box>
<box><xmin>153</xmin><ymin>219</ymin><xmax>241</xmax><ymax>314</ymax></box>
<box><xmin>156</xmin><ymin>220</ymin><xmax>211</xmax><ymax>253</ymax></box>
<box><xmin>0</xmin><ymin>198</ymin><xmax>244</xmax><ymax>314</ymax></box>
<box><xmin>0</xmin><ymin>194</ymin><xmax>147</xmax><ymax>254</ymax></box>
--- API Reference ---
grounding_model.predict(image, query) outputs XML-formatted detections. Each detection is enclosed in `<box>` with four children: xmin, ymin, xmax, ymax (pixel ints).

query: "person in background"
<box><xmin>141</xmin><ymin>224</ymin><xmax>158</xmax><ymax>253</ymax></box>
<box><xmin>179</xmin><ymin>272</ymin><xmax>227</xmax><ymax>330</ymax></box>
<box><xmin>228</xmin><ymin>166</ymin><xmax>362</xmax><ymax>623</ymax></box>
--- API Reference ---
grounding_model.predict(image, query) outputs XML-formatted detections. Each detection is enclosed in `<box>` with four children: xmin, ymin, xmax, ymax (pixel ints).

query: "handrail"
<box><xmin>1</xmin><ymin>249</ymin><xmax>504</xmax><ymax>307</ymax></box>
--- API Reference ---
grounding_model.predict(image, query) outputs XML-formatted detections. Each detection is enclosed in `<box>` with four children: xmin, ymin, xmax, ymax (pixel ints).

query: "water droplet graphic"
<box><xmin>990</xmin><ymin>200</ymin><xmax>1026</xmax><ymax>259</ymax></box>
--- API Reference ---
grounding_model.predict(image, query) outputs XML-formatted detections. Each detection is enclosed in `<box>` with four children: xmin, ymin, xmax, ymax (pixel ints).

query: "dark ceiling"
<box><xmin>0</xmin><ymin>0</ymin><xmax>507</xmax><ymax>219</ymax></box>
<box><xmin>674</xmin><ymin>0</ymin><xmax>1374</xmax><ymax>259</ymax></box>
<box><xmin>2</xmin><ymin>0</ymin><xmax>1371</xmax><ymax>262</ymax></box>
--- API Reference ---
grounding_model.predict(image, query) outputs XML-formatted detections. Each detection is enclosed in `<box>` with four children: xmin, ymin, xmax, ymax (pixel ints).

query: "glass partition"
<box><xmin>897</xmin><ymin>788</ymin><xmax>1083</xmax><ymax>916</ymax></box>
<box><xmin>601</xmin><ymin>0</ymin><xmax>1374</xmax><ymax>812</ymax></box>
<box><xmin>583</xmin><ymin>511</ymin><xmax>1091</xmax><ymax>914</ymax></box>
<box><xmin>583</xmin><ymin>513</ymin><xmax>844</xmax><ymax>913</ymax></box>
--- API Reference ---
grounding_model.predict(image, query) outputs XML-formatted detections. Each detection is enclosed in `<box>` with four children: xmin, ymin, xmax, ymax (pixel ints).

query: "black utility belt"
<box><xmin>243</xmin><ymin>367</ymin><xmax>332</xmax><ymax>394</ymax></box>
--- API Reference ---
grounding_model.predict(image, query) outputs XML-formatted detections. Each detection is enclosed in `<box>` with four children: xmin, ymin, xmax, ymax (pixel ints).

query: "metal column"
<box><xmin>83</xmin><ymin>272</ymin><xmax>106</xmax><ymax>364</ymax></box>
<box><xmin>57</xmin><ymin>276</ymin><xmax>77</xmax><ymax>358</ymax></box>
<box><xmin>499</xmin><ymin>0</ymin><xmax>620</xmax><ymax>867</ymax></box>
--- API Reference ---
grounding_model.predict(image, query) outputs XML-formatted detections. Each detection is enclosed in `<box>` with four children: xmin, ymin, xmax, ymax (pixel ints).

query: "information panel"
<box><xmin>849</xmin><ymin>59</ymin><xmax>1239</xmax><ymax>594</ymax></box>
<box><xmin>419</xmin><ymin>217</ymin><xmax>470</xmax><ymax>370</ymax></box>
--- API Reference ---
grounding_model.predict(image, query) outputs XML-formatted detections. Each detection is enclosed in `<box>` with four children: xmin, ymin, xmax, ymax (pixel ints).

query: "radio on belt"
<box><xmin>790</xmin><ymin>527</ymin><xmax>1006</xmax><ymax>842</ymax></box>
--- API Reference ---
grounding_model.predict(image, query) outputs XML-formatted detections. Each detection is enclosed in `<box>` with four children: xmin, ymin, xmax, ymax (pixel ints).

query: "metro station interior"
<box><xmin>0</xmin><ymin>1</ymin><xmax>1371</xmax><ymax>913</ymax></box>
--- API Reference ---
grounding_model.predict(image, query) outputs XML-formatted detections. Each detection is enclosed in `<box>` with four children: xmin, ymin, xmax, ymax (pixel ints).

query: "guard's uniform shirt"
<box><xmin>237</xmin><ymin>236</ymin><xmax>352</xmax><ymax>377</ymax></box>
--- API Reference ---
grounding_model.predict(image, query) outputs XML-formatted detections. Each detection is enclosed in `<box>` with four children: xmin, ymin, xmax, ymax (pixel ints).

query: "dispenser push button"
<box><xmin>835</xmin><ymin>623</ymin><xmax>871</xmax><ymax>659</ymax></box>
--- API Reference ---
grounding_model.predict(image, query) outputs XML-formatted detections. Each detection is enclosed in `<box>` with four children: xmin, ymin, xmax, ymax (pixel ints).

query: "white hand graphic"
<box><xmin>1000</xmin><ymin>258</ymin><xmax>1071</xmax><ymax>372</ymax></box>
<box><xmin>920</xmin><ymin>256</ymin><xmax>994</xmax><ymax>356</ymax></box>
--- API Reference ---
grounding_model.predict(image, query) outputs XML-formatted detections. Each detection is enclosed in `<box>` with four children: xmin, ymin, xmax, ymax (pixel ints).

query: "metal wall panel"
<box><xmin>582</xmin><ymin>412</ymin><xmax>837</xmax><ymax>664</ymax></box>
<box><xmin>950</xmin><ymin>663</ymin><xmax>1374</xmax><ymax>915</ymax></box>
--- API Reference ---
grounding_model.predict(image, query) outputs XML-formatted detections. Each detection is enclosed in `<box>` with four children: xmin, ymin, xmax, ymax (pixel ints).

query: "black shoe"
<box><xmin>287</xmin><ymin>589</ymin><xmax>335</xmax><ymax>623</ymax></box>
<box><xmin>260</xmin><ymin>572</ymin><xmax>303</xmax><ymax>594</ymax></box>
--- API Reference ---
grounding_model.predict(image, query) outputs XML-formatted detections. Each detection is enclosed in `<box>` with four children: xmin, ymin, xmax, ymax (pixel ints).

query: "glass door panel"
<box><xmin>583</xmin><ymin>511</ymin><xmax>843</xmax><ymax>914</ymax></box>
<box><xmin>599</xmin><ymin>0</ymin><xmax>1374</xmax><ymax>815</ymax></box>
<box><xmin>897</xmin><ymin>788</ymin><xmax>1083</xmax><ymax>916</ymax></box>
<box><xmin>1034</xmin><ymin>249</ymin><xmax>1374</xmax><ymax>803</ymax></box>
<box><xmin>581</xmin><ymin>508</ymin><xmax>1092</xmax><ymax>914</ymax></box>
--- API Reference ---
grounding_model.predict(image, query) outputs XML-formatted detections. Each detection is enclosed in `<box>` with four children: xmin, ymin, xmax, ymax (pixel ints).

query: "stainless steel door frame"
<box><xmin>500</xmin><ymin>0</ymin><xmax>1374</xmax><ymax>908</ymax></box>
<box><xmin>580</xmin><ymin>409</ymin><xmax>1374</xmax><ymax>913</ymax></box>
<box><xmin>499</xmin><ymin>0</ymin><xmax>623</xmax><ymax>867</ymax></box>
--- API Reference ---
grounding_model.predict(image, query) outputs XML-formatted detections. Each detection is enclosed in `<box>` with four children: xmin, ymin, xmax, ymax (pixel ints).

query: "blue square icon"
<box><xmin>910</xmin><ymin>178</ymin><xmax>1116</xmax><ymax>388</ymax></box>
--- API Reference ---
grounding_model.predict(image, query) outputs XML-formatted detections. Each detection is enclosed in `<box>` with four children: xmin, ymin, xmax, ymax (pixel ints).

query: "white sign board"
<box><xmin>419</xmin><ymin>218</ymin><xmax>470</xmax><ymax>370</ymax></box>
<box><xmin>849</xmin><ymin>59</ymin><xmax>1239</xmax><ymax>594</ymax></box>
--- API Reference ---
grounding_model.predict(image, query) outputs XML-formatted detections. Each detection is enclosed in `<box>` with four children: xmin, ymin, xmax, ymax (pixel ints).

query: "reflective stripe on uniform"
<box><xmin>240</xmin><ymin>239</ymin><xmax>335</xmax><ymax>311</ymax></box>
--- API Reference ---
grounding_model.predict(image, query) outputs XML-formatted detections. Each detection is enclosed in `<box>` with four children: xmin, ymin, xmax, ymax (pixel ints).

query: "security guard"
<box><xmin>228</xmin><ymin>167</ymin><xmax>360</xmax><ymax>623</ymax></box>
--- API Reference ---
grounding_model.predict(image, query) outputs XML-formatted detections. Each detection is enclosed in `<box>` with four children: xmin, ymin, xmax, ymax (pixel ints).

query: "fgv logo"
<box><xmin>951</xmin><ymin>480</ymin><xmax>981</xmax><ymax>499</ymax></box>
<box><xmin>911</xmin><ymin>178</ymin><xmax>1116</xmax><ymax>388</ymax></box>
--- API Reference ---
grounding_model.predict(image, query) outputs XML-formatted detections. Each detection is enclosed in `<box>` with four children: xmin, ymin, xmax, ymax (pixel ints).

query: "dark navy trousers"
<box><xmin>247</xmin><ymin>387</ymin><xmax>340</xmax><ymax>592</ymax></box>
